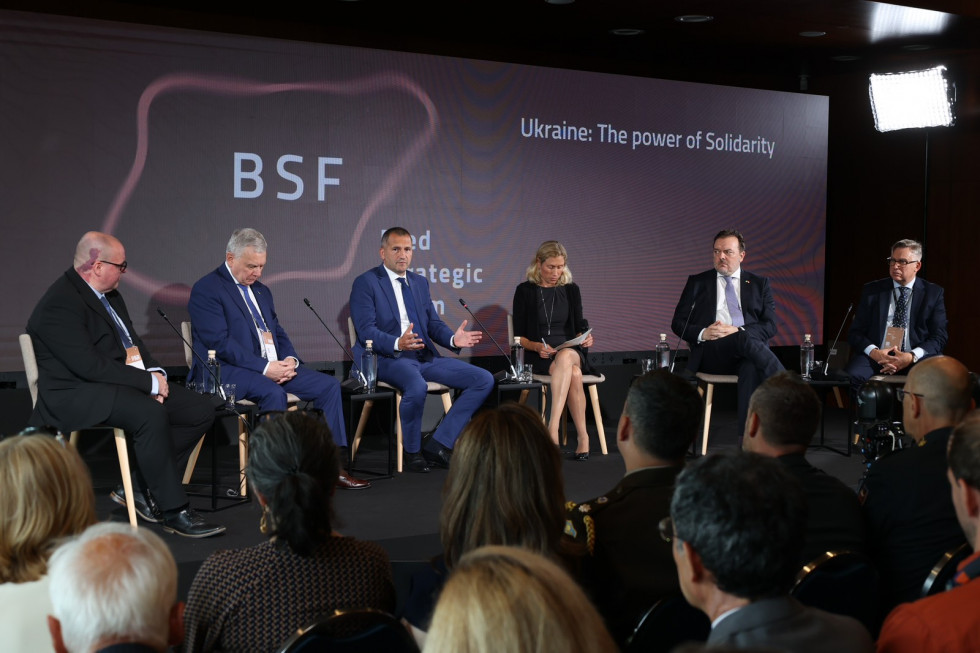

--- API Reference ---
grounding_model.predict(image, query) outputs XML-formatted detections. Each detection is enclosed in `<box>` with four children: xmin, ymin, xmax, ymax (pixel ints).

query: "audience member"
<box><xmin>182</xmin><ymin>412</ymin><xmax>395</xmax><ymax>652</ymax></box>
<box><xmin>564</xmin><ymin>369</ymin><xmax>701</xmax><ymax>645</ymax></box>
<box><xmin>876</xmin><ymin>410</ymin><xmax>980</xmax><ymax>652</ymax></box>
<box><xmin>742</xmin><ymin>371</ymin><xmax>866</xmax><ymax>562</ymax></box>
<box><xmin>47</xmin><ymin>522</ymin><xmax>182</xmax><ymax>653</ymax></box>
<box><xmin>669</xmin><ymin>451</ymin><xmax>873</xmax><ymax>652</ymax></box>
<box><xmin>403</xmin><ymin>403</ymin><xmax>572</xmax><ymax>645</ymax></box>
<box><xmin>0</xmin><ymin>431</ymin><xmax>97</xmax><ymax>652</ymax></box>
<box><xmin>423</xmin><ymin>545</ymin><xmax>617</xmax><ymax>653</ymax></box>
<box><xmin>860</xmin><ymin>355</ymin><xmax>974</xmax><ymax>611</ymax></box>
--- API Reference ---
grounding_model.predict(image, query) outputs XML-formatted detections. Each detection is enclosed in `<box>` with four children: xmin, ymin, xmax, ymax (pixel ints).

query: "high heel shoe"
<box><xmin>570</xmin><ymin>451</ymin><xmax>590</xmax><ymax>461</ymax></box>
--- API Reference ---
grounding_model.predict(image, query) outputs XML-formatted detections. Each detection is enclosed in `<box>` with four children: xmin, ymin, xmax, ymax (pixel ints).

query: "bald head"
<box><xmin>906</xmin><ymin>356</ymin><xmax>973</xmax><ymax>424</ymax></box>
<box><xmin>74</xmin><ymin>232</ymin><xmax>122</xmax><ymax>272</ymax></box>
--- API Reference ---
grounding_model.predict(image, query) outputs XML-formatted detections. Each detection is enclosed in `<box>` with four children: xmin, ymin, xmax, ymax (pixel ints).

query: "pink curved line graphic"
<box><xmin>103</xmin><ymin>72</ymin><xmax>440</xmax><ymax>304</ymax></box>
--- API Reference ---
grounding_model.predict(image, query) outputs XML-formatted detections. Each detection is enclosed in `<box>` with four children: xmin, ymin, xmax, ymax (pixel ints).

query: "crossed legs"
<box><xmin>548</xmin><ymin>349</ymin><xmax>588</xmax><ymax>453</ymax></box>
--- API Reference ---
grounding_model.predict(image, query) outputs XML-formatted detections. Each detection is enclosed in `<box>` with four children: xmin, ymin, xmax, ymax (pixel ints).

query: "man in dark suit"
<box><xmin>742</xmin><ymin>371</ymin><xmax>866</xmax><ymax>563</ymax></box>
<box><xmin>565</xmin><ymin>369</ymin><xmax>703</xmax><ymax>647</ymax></box>
<box><xmin>671</xmin><ymin>228</ymin><xmax>783</xmax><ymax>433</ymax></box>
<box><xmin>669</xmin><ymin>451</ymin><xmax>873</xmax><ymax>652</ymax></box>
<box><xmin>860</xmin><ymin>355</ymin><xmax>973</xmax><ymax>613</ymax></box>
<box><xmin>188</xmin><ymin>228</ymin><xmax>368</xmax><ymax>489</ymax></box>
<box><xmin>27</xmin><ymin>231</ymin><xmax>224</xmax><ymax>537</ymax></box>
<box><xmin>349</xmin><ymin>227</ymin><xmax>494</xmax><ymax>473</ymax></box>
<box><xmin>846</xmin><ymin>238</ymin><xmax>947</xmax><ymax>393</ymax></box>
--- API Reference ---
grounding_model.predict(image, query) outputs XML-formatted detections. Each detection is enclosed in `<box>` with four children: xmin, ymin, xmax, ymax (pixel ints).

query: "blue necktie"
<box><xmin>893</xmin><ymin>286</ymin><xmax>909</xmax><ymax>329</ymax></box>
<box><xmin>724</xmin><ymin>276</ymin><xmax>745</xmax><ymax>328</ymax></box>
<box><xmin>238</xmin><ymin>284</ymin><xmax>269</xmax><ymax>331</ymax></box>
<box><xmin>398</xmin><ymin>277</ymin><xmax>432</xmax><ymax>359</ymax></box>
<box><xmin>99</xmin><ymin>295</ymin><xmax>134</xmax><ymax>348</ymax></box>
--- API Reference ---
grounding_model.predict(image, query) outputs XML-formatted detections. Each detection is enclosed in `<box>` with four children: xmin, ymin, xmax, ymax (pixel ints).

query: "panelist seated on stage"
<box><xmin>671</xmin><ymin>228</ymin><xmax>783</xmax><ymax>433</ymax></box>
<box><xmin>349</xmin><ymin>226</ymin><xmax>494</xmax><ymax>473</ymax></box>
<box><xmin>512</xmin><ymin>240</ymin><xmax>596</xmax><ymax>460</ymax></box>
<box><xmin>188</xmin><ymin>227</ymin><xmax>368</xmax><ymax>490</ymax></box>
<box><xmin>845</xmin><ymin>238</ymin><xmax>947</xmax><ymax>391</ymax></box>
<box><xmin>27</xmin><ymin>231</ymin><xmax>224</xmax><ymax>538</ymax></box>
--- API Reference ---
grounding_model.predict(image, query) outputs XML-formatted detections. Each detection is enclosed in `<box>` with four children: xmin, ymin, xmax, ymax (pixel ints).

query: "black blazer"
<box><xmin>512</xmin><ymin>280</ymin><xmax>593</xmax><ymax>373</ymax></box>
<box><xmin>670</xmin><ymin>268</ymin><xmax>777</xmax><ymax>370</ymax></box>
<box><xmin>26</xmin><ymin>268</ymin><xmax>159</xmax><ymax>432</ymax></box>
<box><xmin>847</xmin><ymin>277</ymin><xmax>947</xmax><ymax>358</ymax></box>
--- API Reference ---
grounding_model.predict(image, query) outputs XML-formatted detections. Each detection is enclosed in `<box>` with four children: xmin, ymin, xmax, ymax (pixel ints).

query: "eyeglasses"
<box><xmin>886</xmin><ymin>257</ymin><xmax>919</xmax><ymax>268</ymax></box>
<box><xmin>658</xmin><ymin>516</ymin><xmax>676</xmax><ymax>544</ymax></box>
<box><xmin>896</xmin><ymin>388</ymin><xmax>925</xmax><ymax>401</ymax></box>
<box><xmin>99</xmin><ymin>259</ymin><xmax>128</xmax><ymax>272</ymax></box>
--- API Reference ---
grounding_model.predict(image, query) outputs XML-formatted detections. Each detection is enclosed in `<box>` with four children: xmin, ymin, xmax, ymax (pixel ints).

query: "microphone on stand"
<box><xmin>303</xmin><ymin>298</ymin><xmax>366</xmax><ymax>392</ymax></box>
<box><xmin>156</xmin><ymin>308</ymin><xmax>226</xmax><ymax>401</ymax></box>
<box><xmin>458</xmin><ymin>298</ymin><xmax>516</xmax><ymax>383</ymax></box>
<box><xmin>669</xmin><ymin>301</ymin><xmax>696</xmax><ymax>374</ymax></box>
<box><xmin>822</xmin><ymin>302</ymin><xmax>854</xmax><ymax>377</ymax></box>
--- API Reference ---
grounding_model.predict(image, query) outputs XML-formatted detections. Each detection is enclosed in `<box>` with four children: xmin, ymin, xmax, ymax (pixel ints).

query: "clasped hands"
<box><xmin>703</xmin><ymin>321</ymin><xmax>739</xmax><ymax>341</ymax></box>
<box><xmin>872</xmin><ymin>347</ymin><xmax>913</xmax><ymax>375</ymax></box>
<box><xmin>265</xmin><ymin>359</ymin><xmax>298</xmax><ymax>385</ymax></box>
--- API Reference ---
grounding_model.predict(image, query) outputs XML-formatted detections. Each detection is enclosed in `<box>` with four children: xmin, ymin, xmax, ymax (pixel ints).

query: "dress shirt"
<box><xmin>862</xmin><ymin>278</ymin><xmax>923</xmax><ymax>359</ymax></box>
<box><xmin>224</xmin><ymin>262</ymin><xmax>298</xmax><ymax>374</ymax></box>
<box><xmin>85</xmin><ymin>282</ymin><xmax>161</xmax><ymax>396</ymax></box>
<box><xmin>697</xmin><ymin>270</ymin><xmax>742</xmax><ymax>342</ymax></box>
<box><xmin>382</xmin><ymin>265</ymin><xmax>454</xmax><ymax>350</ymax></box>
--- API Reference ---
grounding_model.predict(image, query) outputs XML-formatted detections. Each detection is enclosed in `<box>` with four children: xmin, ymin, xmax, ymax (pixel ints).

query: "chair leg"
<box><xmin>395</xmin><ymin>393</ymin><xmax>404</xmax><ymax>473</ymax></box>
<box><xmin>441</xmin><ymin>392</ymin><xmax>453</xmax><ymax>413</ymax></box>
<box><xmin>238</xmin><ymin>416</ymin><xmax>249</xmax><ymax>497</ymax></box>
<box><xmin>589</xmin><ymin>385</ymin><xmax>607</xmax><ymax>455</ymax></box>
<box><xmin>518</xmin><ymin>389</ymin><xmax>529</xmax><ymax>404</ymax></box>
<box><xmin>113</xmin><ymin>429</ymin><xmax>138</xmax><ymax>527</ymax></box>
<box><xmin>351</xmin><ymin>399</ymin><xmax>374</xmax><ymax>460</ymax></box>
<box><xmin>701</xmin><ymin>383</ymin><xmax>715</xmax><ymax>456</ymax></box>
<box><xmin>182</xmin><ymin>434</ymin><xmax>206</xmax><ymax>485</ymax></box>
<box><xmin>540</xmin><ymin>385</ymin><xmax>549</xmax><ymax>419</ymax></box>
<box><xmin>832</xmin><ymin>386</ymin><xmax>844</xmax><ymax>409</ymax></box>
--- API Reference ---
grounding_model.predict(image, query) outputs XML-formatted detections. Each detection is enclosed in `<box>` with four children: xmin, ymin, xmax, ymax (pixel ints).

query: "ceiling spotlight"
<box><xmin>674</xmin><ymin>15</ymin><xmax>713</xmax><ymax>23</ymax></box>
<box><xmin>545</xmin><ymin>0</ymin><xmax>575</xmax><ymax>4</ymax></box>
<box><xmin>869</xmin><ymin>65</ymin><xmax>955</xmax><ymax>132</ymax></box>
<box><xmin>610</xmin><ymin>28</ymin><xmax>644</xmax><ymax>36</ymax></box>
<box><xmin>799</xmin><ymin>31</ymin><xmax>827</xmax><ymax>38</ymax></box>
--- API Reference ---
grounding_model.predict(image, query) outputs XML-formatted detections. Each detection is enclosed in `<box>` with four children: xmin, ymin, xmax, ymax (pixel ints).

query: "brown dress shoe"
<box><xmin>337</xmin><ymin>471</ymin><xmax>371</xmax><ymax>490</ymax></box>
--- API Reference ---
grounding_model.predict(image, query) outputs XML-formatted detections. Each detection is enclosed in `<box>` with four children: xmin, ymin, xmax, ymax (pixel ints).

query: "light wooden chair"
<box><xmin>694</xmin><ymin>372</ymin><xmax>739</xmax><ymax>455</ymax></box>
<box><xmin>347</xmin><ymin>317</ymin><xmax>453</xmax><ymax>472</ymax></box>
<box><xmin>507</xmin><ymin>315</ymin><xmax>607</xmax><ymax>455</ymax></box>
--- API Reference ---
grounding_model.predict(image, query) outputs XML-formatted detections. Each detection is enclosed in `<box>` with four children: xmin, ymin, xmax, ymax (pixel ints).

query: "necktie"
<box><xmin>892</xmin><ymin>286</ymin><xmax>909</xmax><ymax>329</ymax></box>
<box><xmin>238</xmin><ymin>284</ymin><xmax>269</xmax><ymax>331</ymax></box>
<box><xmin>99</xmin><ymin>295</ymin><xmax>134</xmax><ymax>348</ymax></box>
<box><xmin>397</xmin><ymin>277</ymin><xmax>421</xmax><ymax>326</ymax></box>
<box><xmin>724</xmin><ymin>276</ymin><xmax>745</xmax><ymax>327</ymax></box>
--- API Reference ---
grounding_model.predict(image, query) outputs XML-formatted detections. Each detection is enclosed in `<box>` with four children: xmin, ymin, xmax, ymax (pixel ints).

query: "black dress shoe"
<box><xmin>110</xmin><ymin>485</ymin><xmax>163</xmax><ymax>523</ymax></box>
<box><xmin>161</xmin><ymin>508</ymin><xmax>226</xmax><ymax>539</ymax></box>
<box><xmin>405</xmin><ymin>452</ymin><xmax>430</xmax><ymax>473</ymax></box>
<box><xmin>337</xmin><ymin>472</ymin><xmax>371</xmax><ymax>490</ymax></box>
<box><xmin>423</xmin><ymin>444</ymin><xmax>453</xmax><ymax>469</ymax></box>
<box><xmin>570</xmin><ymin>451</ymin><xmax>590</xmax><ymax>461</ymax></box>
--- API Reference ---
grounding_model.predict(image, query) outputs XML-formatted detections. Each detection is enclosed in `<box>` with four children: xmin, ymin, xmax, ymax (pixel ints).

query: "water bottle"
<box><xmin>800</xmin><ymin>334</ymin><xmax>814</xmax><ymax>379</ymax></box>
<box><xmin>361</xmin><ymin>340</ymin><xmax>378</xmax><ymax>393</ymax></box>
<box><xmin>512</xmin><ymin>337</ymin><xmax>525</xmax><ymax>381</ymax></box>
<box><xmin>655</xmin><ymin>333</ymin><xmax>671</xmax><ymax>369</ymax></box>
<box><xmin>205</xmin><ymin>349</ymin><xmax>221</xmax><ymax>394</ymax></box>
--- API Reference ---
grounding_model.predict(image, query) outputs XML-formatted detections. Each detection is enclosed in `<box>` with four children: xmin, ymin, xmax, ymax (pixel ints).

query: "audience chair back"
<box><xmin>791</xmin><ymin>550</ymin><xmax>880</xmax><ymax>636</ymax></box>
<box><xmin>624</xmin><ymin>594</ymin><xmax>710</xmax><ymax>653</ymax></box>
<box><xmin>921</xmin><ymin>542</ymin><xmax>972</xmax><ymax>597</ymax></box>
<box><xmin>277</xmin><ymin>608</ymin><xmax>420</xmax><ymax>653</ymax></box>
<box><xmin>506</xmin><ymin>314</ymin><xmax>607</xmax><ymax>454</ymax></box>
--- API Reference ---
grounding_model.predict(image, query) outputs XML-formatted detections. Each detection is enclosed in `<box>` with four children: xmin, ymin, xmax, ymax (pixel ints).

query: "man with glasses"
<box><xmin>845</xmin><ymin>238</ymin><xmax>947</xmax><ymax>393</ymax></box>
<box><xmin>27</xmin><ymin>231</ymin><xmax>225</xmax><ymax>537</ymax></box>
<box><xmin>860</xmin><ymin>356</ymin><xmax>974</xmax><ymax>612</ymax></box>
<box><xmin>671</xmin><ymin>228</ymin><xmax>783</xmax><ymax>434</ymax></box>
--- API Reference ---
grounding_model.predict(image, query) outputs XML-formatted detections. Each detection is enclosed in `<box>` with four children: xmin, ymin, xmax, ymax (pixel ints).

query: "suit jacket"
<box><xmin>671</xmin><ymin>268</ymin><xmax>777</xmax><ymax>371</ymax></box>
<box><xmin>349</xmin><ymin>264</ymin><xmax>457</xmax><ymax>362</ymax></box>
<box><xmin>187</xmin><ymin>265</ymin><xmax>300</xmax><ymax>380</ymax></box>
<box><xmin>709</xmin><ymin>596</ymin><xmax>873</xmax><ymax>653</ymax></box>
<box><xmin>26</xmin><ymin>268</ymin><xmax>160</xmax><ymax>432</ymax></box>
<box><xmin>847</xmin><ymin>277</ymin><xmax>947</xmax><ymax>357</ymax></box>
<box><xmin>564</xmin><ymin>466</ymin><xmax>682</xmax><ymax>646</ymax></box>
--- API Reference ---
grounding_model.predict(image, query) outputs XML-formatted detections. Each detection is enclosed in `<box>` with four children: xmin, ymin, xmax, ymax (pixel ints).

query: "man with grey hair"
<box><xmin>845</xmin><ymin>238</ymin><xmax>947</xmax><ymax>391</ymax></box>
<box><xmin>47</xmin><ymin>522</ymin><xmax>184</xmax><ymax>653</ymax></box>
<box><xmin>189</xmin><ymin>228</ymin><xmax>369</xmax><ymax>489</ymax></box>
<box><xmin>565</xmin><ymin>369</ymin><xmax>702</xmax><ymax>646</ymax></box>
<box><xmin>668</xmin><ymin>451</ymin><xmax>873</xmax><ymax>652</ymax></box>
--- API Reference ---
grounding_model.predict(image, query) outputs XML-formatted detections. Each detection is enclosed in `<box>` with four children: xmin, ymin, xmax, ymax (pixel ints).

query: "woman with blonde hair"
<box><xmin>512</xmin><ymin>240</ymin><xmax>596</xmax><ymax>458</ymax></box>
<box><xmin>0</xmin><ymin>430</ymin><xmax>98</xmax><ymax>652</ymax></box>
<box><xmin>424</xmin><ymin>545</ymin><xmax>616</xmax><ymax>653</ymax></box>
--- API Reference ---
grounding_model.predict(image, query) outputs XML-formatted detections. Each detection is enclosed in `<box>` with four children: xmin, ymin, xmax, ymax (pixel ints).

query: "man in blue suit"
<box><xmin>845</xmin><ymin>238</ymin><xmax>947</xmax><ymax>392</ymax></box>
<box><xmin>189</xmin><ymin>228</ymin><xmax>369</xmax><ymax>489</ymax></box>
<box><xmin>671</xmin><ymin>229</ymin><xmax>783</xmax><ymax>433</ymax></box>
<box><xmin>349</xmin><ymin>227</ymin><xmax>494</xmax><ymax>473</ymax></box>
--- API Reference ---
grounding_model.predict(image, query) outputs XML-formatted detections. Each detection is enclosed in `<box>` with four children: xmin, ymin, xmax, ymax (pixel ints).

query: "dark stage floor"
<box><xmin>81</xmin><ymin>402</ymin><xmax>865</xmax><ymax>609</ymax></box>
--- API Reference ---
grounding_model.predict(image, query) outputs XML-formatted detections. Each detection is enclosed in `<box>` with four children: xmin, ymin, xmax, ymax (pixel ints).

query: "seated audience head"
<box><xmin>424</xmin><ymin>545</ymin><xmax>617</xmax><ymax>653</ymax></box>
<box><xmin>742</xmin><ymin>371</ymin><xmax>822</xmax><ymax>456</ymax></box>
<box><xmin>902</xmin><ymin>356</ymin><xmax>974</xmax><ymax>440</ymax></box>
<box><xmin>248</xmin><ymin>412</ymin><xmax>341</xmax><ymax>556</ymax></box>
<box><xmin>619</xmin><ymin>369</ymin><xmax>702</xmax><ymax>469</ymax></box>
<box><xmin>440</xmin><ymin>402</ymin><xmax>565</xmax><ymax>568</ymax></box>
<box><xmin>948</xmin><ymin>410</ymin><xmax>980</xmax><ymax>548</ymax></box>
<box><xmin>0</xmin><ymin>430</ymin><xmax>96</xmax><ymax>583</ymax></box>
<box><xmin>669</xmin><ymin>451</ymin><xmax>807</xmax><ymax>612</ymax></box>
<box><xmin>47</xmin><ymin>522</ymin><xmax>182</xmax><ymax>653</ymax></box>
<box><xmin>525</xmin><ymin>240</ymin><xmax>572</xmax><ymax>285</ymax></box>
